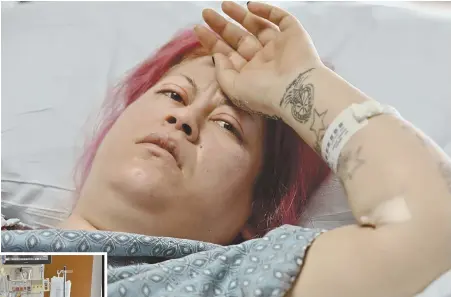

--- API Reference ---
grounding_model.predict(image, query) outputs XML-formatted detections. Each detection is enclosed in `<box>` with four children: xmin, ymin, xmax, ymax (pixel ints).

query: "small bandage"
<box><xmin>359</xmin><ymin>196</ymin><xmax>412</xmax><ymax>226</ymax></box>
<box><xmin>321</xmin><ymin>101</ymin><xmax>399</xmax><ymax>172</ymax></box>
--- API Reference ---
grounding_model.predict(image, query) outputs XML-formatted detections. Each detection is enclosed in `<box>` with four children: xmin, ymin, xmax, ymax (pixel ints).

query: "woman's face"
<box><xmin>77</xmin><ymin>56</ymin><xmax>265</xmax><ymax>244</ymax></box>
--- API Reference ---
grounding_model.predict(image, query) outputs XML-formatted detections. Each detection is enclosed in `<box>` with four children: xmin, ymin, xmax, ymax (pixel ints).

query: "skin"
<box><xmin>61</xmin><ymin>1</ymin><xmax>450</xmax><ymax>295</ymax></box>
<box><xmin>64</xmin><ymin>56</ymin><xmax>265</xmax><ymax>245</ymax></box>
<box><xmin>194</xmin><ymin>1</ymin><xmax>451</xmax><ymax>296</ymax></box>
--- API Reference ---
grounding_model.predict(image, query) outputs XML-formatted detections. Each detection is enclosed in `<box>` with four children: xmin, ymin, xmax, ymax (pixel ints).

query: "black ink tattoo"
<box><xmin>439</xmin><ymin>161</ymin><xmax>451</xmax><ymax>194</ymax></box>
<box><xmin>337</xmin><ymin>146</ymin><xmax>365</xmax><ymax>182</ymax></box>
<box><xmin>279</xmin><ymin>68</ymin><xmax>315</xmax><ymax>124</ymax></box>
<box><xmin>309</xmin><ymin>108</ymin><xmax>328</xmax><ymax>153</ymax></box>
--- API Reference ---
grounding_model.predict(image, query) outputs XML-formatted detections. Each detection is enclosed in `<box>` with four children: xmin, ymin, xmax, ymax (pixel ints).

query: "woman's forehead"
<box><xmin>164</xmin><ymin>56</ymin><xmax>217</xmax><ymax>90</ymax></box>
<box><xmin>172</xmin><ymin>56</ymin><xmax>214</xmax><ymax>76</ymax></box>
<box><xmin>166</xmin><ymin>55</ymin><xmax>266</xmax><ymax>131</ymax></box>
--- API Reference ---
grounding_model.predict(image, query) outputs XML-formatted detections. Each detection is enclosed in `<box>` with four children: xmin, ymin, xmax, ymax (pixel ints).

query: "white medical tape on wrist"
<box><xmin>321</xmin><ymin>101</ymin><xmax>399</xmax><ymax>172</ymax></box>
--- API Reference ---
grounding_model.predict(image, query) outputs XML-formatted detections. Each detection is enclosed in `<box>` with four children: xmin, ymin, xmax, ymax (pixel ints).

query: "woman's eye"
<box><xmin>161</xmin><ymin>91</ymin><xmax>184</xmax><ymax>104</ymax></box>
<box><xmin>216</xmin><ymin>120</ymin><xmax>242</xmax><ymax>140</ymax></box>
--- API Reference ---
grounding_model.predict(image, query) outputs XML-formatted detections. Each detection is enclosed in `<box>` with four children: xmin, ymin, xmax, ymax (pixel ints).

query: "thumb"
<box><xmin>213</xmin><ymin>53</ymin><xmax>238</xmax><ymax>97</ymax></box>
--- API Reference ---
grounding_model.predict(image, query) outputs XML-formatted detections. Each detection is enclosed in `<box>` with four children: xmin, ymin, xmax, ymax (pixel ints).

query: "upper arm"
<box><xmin>286</xmin><ymin>223</ymin><xmax>451</xmax><ymax>297</ymax></box>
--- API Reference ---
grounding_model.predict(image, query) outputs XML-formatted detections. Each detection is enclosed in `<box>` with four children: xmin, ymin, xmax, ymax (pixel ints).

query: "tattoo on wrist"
<box><xmin>438</xmin><ymin>161</ymin><xmax>451</xmax><ymax>194</ymax></box>
<box><xmin>309</xmin><ymin>108</ymin><xmax>328</xmax><ymax>153</ymax></box>
<box><xmin>280</xmin><ymin>68</ymin><xmax>315</xmax><ymax>123</ymax></box>
<box><xmin>337</xmin><ymin>146</ymin><xmax>366</xmax><ymax>182</ymax></box>
<box><xmin>279</xmin><ymin>68</ymin><xmax>330</xmax><ymax>153</ymax></box>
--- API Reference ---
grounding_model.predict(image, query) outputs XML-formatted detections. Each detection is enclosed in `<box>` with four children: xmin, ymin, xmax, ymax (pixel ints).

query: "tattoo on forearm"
<box><xmin>309</xmin><ymin>108</ymin><xmax>328</xmax><ymax>153</ymax></box>
<box><xmin>280</xmin><ymin>68</ymin><xmax>315</xmax><ymax>123</ymax></box>
<box><xmin>337</xmin><ymin>146</ymin><xmax>366</xmax><ymax>182</ymax></box>
<box><xmin>438</xmin><ymin>161</ymin><xmax>451</xmax><ymax>194</ymax></box>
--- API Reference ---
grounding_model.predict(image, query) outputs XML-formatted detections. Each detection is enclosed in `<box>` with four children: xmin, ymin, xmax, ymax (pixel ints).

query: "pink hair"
<box><xmin>73</xmin><ymin>27</ymin><xmax>330</xmax><ymax>239</ymax></box>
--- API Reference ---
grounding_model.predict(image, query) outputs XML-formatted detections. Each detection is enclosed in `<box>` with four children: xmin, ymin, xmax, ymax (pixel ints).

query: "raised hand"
<box><xmin>194</xmin><ymin>1</ymin><xmax>324</xmax><ymax>119</ymax></box>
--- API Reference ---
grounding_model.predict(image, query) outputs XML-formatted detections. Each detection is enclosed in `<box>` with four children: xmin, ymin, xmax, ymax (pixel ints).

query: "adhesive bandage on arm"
<box><xmin>359</xmin><ymin>195</ymin><xmax>412</xmax><ymax>226</ymax></box>
<box><xmin>321</xmin><ymin>100</ymin><xmax>399</xmax><ymax>172</ymax></box>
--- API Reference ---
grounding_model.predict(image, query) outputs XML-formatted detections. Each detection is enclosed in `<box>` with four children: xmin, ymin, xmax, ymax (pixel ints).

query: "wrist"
<box><xmin>274</xmin><ymin>65</ymin><xmax>328</xmax><ymax>121</ymax></box>
<box><xmin>275</xmin><ymin>64</ymin><xmax>371</xmax><ymax>153</ymax></box>
<box><xmin>270</xmin><ymin>61</ymin><xmax>329</xmax><ymax>119</ymax></box>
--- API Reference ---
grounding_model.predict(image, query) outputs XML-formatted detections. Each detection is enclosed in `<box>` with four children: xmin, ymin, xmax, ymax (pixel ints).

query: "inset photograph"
<box><xmin>0</xmin><ymin>253</ymin><xmax>105</xmax><ymax>297</ymax></box>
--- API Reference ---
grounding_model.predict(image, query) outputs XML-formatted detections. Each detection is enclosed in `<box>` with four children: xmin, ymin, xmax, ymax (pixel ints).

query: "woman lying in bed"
<box><xmin>2</xmin><ymin>1</ymin><xmax>451</xmax><ymax>296</ymax></box>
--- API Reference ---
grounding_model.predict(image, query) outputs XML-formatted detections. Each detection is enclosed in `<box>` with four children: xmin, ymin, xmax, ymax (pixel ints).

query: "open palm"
<box><xmin>194</xmin><ymin>1</ymin><xmax>322</xmax><ymax>118</ymax></box>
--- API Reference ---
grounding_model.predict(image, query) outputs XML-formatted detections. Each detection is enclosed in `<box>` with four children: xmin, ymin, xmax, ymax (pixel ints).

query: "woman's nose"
<box><xmin>165</xmin><ymin>114</ymin><xmax>199</xmax><ymax>142</ymax></box>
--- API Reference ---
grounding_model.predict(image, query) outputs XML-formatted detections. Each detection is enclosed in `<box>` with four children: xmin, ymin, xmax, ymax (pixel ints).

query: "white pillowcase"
<box><xmin>2</xmin><ymin>2</ymin><xmax>451</xmax><ymax>229</ymax></box>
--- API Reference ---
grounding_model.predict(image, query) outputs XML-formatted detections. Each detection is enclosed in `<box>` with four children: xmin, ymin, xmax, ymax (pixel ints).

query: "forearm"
<box><xmin>277</xmin><ymin>65</ymin><xmax>451</xmax><ymax>229</ymax></box>
<box><xmin>278</xmin><ymin>65</ymin><xmax>451</xmax><ymax>295</ymax></box>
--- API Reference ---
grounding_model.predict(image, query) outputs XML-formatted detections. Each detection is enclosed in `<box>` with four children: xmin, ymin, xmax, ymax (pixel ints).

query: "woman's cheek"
<box><xmin>207</xmin><ymin>145</ymin><xmax>250</xmax><ymax>185</ymax></box>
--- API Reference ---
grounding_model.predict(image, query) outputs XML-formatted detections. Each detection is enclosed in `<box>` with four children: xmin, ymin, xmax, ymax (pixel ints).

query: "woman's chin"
<box><xmin>107</xmin><ymin>165</ymin><xmax>181</xmax><ymax>210</ymax></box>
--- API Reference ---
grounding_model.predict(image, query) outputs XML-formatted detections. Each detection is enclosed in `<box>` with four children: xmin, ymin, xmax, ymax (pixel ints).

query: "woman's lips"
<box><xmin>140</xmin><ymin>142</ymin><xmax>179</xmax><ymax>167</ymax></box>
<box><xmin>136</xmin><ymin>133</ymin><xmax>181</xmax><ymax>168</ymax></box>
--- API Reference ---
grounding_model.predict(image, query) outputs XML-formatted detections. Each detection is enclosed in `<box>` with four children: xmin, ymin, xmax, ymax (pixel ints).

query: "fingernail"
<box><xmin>212</xmin><ymin>56</ymin><xmax>215</xmax><ymax>65</ymax></box>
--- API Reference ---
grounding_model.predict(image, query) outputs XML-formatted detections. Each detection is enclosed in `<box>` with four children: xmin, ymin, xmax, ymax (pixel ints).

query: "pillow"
<box><xmin>2</xmin><ymin>2</ymin><xmax>451</xmax><ymax>229</ymax></box>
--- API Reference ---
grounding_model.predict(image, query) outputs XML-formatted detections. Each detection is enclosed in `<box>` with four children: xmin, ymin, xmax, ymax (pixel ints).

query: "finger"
<box><xmin>221</xmin><ymin>1</ymin><xmax>279</xmax><ymax>46</ymax></box>
<box><xmin>213</xmin><ymin>53</ymin><xmax>239</xmax><ymax>101</ymax></box>
<box><xmin>194</xmin><ymin>25</ymin><xmax>234</xmax><ymax>55</ymax></box>
<box><xmin>202</xmin><ymin>8</ymin><xmax>262</xmax><ymax>61</ymax></box>
<box><xmin>247</xmin><ymin>1</ymin><xmax>299</xmax><ymax>32</ymax></box>
<box><xmin>194</xmin><ymin>25</ymin><xmax>247</xmax><ymax>71</ymax></box>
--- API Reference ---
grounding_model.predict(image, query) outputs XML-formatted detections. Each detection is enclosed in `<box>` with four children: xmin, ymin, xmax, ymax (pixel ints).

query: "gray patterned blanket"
<box><xmin>1</xmin><ymin>225</ymin><xmax>323</xmax><ymax>297</ymax></box>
